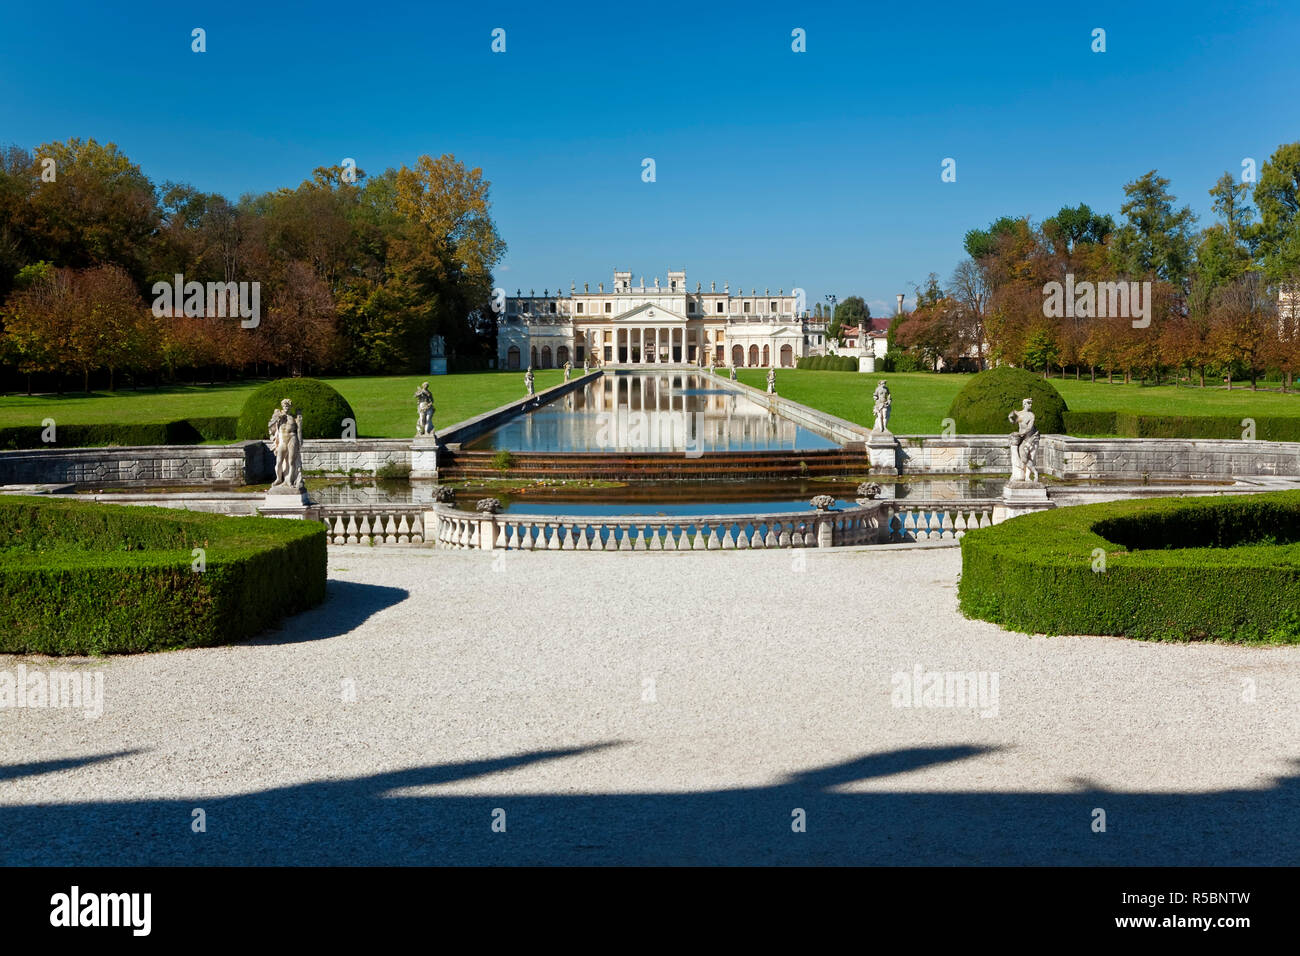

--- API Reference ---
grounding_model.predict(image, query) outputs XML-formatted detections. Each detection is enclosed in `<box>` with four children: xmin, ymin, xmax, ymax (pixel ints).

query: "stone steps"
<box><xmin>439</xmin><ymin>449</ymin><xmax>864</xmax><ymax>481</ymax></box>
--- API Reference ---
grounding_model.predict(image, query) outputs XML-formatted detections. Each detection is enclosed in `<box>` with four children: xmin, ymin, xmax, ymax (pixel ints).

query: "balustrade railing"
<box><xmin>428</xmin><ymin>502</ymin><xmax>885</xmax><ymax>551</ymax></box>
<box><xmin>883</xmin><ymin>500</ymin><xmax>995</xmax><ymax>542</ymax></box>
<box><xmin>320</xmin><ymin>504</ymin><xmax>426</xmax><ymax>546</ymax></box>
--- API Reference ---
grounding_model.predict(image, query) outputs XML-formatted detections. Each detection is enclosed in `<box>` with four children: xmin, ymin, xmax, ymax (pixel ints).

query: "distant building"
<box><xmin>497</xmin><ymin>269</ymin><xmax>807</xmax><ymax>369</ymax></box>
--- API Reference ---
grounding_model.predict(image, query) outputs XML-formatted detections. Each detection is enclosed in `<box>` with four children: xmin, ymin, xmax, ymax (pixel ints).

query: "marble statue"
<box><xmin>729</xmin><ymin>365</ymin><xmax>737</xmax><ymax>381</ymax></box>
<box><xmin>563</xmin><ymin>361</ymin><xmax>572</xmax><ymax>381</ymax></box>
<box><xmin>810</xmin><ymin>494</ymin><xmax>836</xmax><ymax>511</ymax></box>
<box><xmin>1008</xmin><ymin>397</ymin><xmax>1040</xmax><ymax>482</ymax></box>
<box><xmin>414</xmin><ymin>381</ymin><xmax>435</xmax><ymax>437</ymax></box>
<box><xmin>267</xmin><ymin>399</ymin><xmax>304</xmax><ymax>491</ymax></box>
<box><xmin>872</xmin><ymin>380</ymin><xmax>892</xmax><ymax>432</ymax></box>
<box><xmin>767</xmin><ymin>368</ymin><xmax>777</xmax><ymax>394</ymax></box>
<box><xmin>856</xmin><ymin>481</ymin><xmax>881</xmax><ymax>500</ymax></box>
<box><xmin>476</xmin><ymin>497</ymin><xmax>501</xmax><ymax>514</ymax></box>
<box><xmin>524</xmin><ymin>366</ymin><xmax>535</xmax><ymax>396</ymax></box>
<box><xmin>583</xmin><ymin>355</ymin><xmax>590</xmax><ymax>373</ymax></box>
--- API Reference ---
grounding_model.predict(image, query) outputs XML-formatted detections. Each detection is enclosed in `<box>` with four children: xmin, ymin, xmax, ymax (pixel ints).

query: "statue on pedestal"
<box><xmin>563</xmin><ymin>360</ymin><xmax>572</xmax><ymax>381</ymax></box>
<box><xmin>767</xmin><ymin>368</ymin><xmax>777</xmax><ymax>395</ymax></box>
<box><xmin>414</xmin><ymin>381</ymin><xmax>435</xmax><ymax>437</ymax></box>
<box><xmin>524</xmin><ymin>366</ymin><xmax>535</xmax><ymax>396</ymax></box>
<box><xmin>872</xmin><ymin>380</ymin><xmax>892</xmax><ymax>432</ymax></box>
<box><xmin>267</xmin><ymin>399</ymin><xmax>304</xmax><ymax>491</ymax></box>
<box><xmin>729</xmin><ymin>365</ymin><xmax>737</xmax><ymax>381</ymax></box>
<box><xmin>1008</xmin><ymin>397</ymin><xmax>1040</xmax><ymax>482</ymax></box>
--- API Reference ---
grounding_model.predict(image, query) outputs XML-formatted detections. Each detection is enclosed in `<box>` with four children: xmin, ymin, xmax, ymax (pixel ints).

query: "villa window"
<box><xmin>716</xmin><ymin>302</ymin><xmax>723</xmax><ymax>313</ymax></box>
<box><xmin>743</xmin><ymin>302</ymin><xmax>751</xmax><ymax>313</ymax></box>
<box><xmin>549</xmin><ymin>302</ymin><xmax>556</xmax><ymax>314</ymax></box>
<box><xmin>577</xmin><ymin>302</ymin><xmax>584</xmax><ymax>313</ymax></box>
<box><xmin>770</xmin><ymin>301</ymin><xmax>777</xmax><ymax>312</ymax></box>
<box><xmin>605</xmin><ymin>302</ymin><xmax>612</xmax><ymax>313</ymax></box>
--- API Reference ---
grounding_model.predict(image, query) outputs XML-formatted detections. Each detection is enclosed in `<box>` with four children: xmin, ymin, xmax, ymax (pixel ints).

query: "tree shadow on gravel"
<box><xmin>244</xmin><ymin>580</ymin><xmax>409</xmax><ymax>647</ymax></box>
<box><xmin>3</xmin><ymin>744</ymin><xmax>1297</xmax><ymax>865</ymax></box>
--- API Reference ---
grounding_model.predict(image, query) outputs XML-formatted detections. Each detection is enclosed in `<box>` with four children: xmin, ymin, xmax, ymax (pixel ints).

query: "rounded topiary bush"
<box><xmin>947</xmin><ymin>366</ymin><xmax>1067</xmax><ymax>435</ymax></box>
<box><xmin>236</xmin><ymin>378</ymin><xmax>356</xmax><ymax>441</ymax></box>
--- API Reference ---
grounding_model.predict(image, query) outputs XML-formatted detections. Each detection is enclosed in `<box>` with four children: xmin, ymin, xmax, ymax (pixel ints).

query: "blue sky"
<box><xmin>3</xmin><ymin>0</ymin><xmax>1298</xmax><ymax>314</ymax></box>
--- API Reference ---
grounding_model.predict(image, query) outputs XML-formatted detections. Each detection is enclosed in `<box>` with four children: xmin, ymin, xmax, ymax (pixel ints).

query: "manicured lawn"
<box><xmin>0</xmin><ymin>371</ymin><xmax>566</xmax><ymax>438</ymax></box>
<box><xmin>738</xmin><ymin>370</ymin><xmax>1300</xmax><ymax>434</ymax></box>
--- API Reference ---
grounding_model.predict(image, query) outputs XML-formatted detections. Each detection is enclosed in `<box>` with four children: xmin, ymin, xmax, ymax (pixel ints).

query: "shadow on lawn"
<box><xmin>4</xmin><ymin>744</ymin><xmax>1296</xmax><ymax>865</ymax></box>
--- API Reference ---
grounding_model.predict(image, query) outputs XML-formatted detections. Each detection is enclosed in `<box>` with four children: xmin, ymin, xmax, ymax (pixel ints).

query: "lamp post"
<box><xmin>824</xmin><ymin>294</ymin><xmax>838</xmax><ymax>351</ymax></box>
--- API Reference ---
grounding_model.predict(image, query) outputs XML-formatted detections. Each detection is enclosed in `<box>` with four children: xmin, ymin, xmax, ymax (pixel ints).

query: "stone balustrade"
<box><xmin>884</xmin><ymin>501</ymin><xmax>997</xmax><ymax>543</ymax></box>
<box><xmin>427</xmin><ymin>501</ymin><xmax>888</xmax><ymax>551</ymax></box>
<box><xmin>321</xmin><ymin>505</ymin><xmax>426</xmax><ymax>546</ymax></box>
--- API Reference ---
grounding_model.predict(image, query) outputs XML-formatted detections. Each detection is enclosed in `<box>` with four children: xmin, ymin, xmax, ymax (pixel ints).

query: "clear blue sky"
<box><xmin>3</xmin><ymin>0</ymin><xmax>1298</xmax><ymax>314</ymax></box>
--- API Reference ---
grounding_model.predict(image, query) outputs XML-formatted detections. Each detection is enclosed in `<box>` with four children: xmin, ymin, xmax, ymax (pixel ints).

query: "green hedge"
<box><xmin>236</xmin><ymin>378</ymin><xmax>355</xmax><ymax>441</ymax></box>
<box><xmin>0</xmin><ymin>417</ymin><xmax>239</xmax><ymax>450</ymax></box>
<box><xmin>1062</xmin><ymin>411</ymin><xmax>1300</xmax><ymax>441</ymax></box>
<box><xmin>796</xmin><ymin>355</ymin><xmax>858</xmax><ymax>371</ymax></box>
<box><xmin>0</xmin><ymin>496</ymin><xmax>327</xmax><ymax>654</ymax></box>
<box><xmin>958</xmin><ymin>491</ymin><xmax>1300</xmax><ymax>643</ymax></box>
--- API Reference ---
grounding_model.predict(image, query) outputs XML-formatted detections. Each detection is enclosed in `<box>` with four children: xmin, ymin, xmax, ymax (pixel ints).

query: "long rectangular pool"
<box><xmin>462</xmin><ymin>371</ymin><xmax>840</xmax><ymax>452</ymax></box>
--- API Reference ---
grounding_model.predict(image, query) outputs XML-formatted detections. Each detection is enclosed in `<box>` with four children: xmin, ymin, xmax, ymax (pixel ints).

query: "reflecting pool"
<box><xmin>461</xmin><ymin>372</ymin><xmax>840</xmax><ymax>452</ymax></box>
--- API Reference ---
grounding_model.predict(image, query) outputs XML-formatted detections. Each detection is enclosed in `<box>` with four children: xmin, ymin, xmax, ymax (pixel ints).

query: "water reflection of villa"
<box><xmin>464</xmin><ymin>373</ymin><xmax>839</xmax><ymax>452</ymax></box>
<box><xmin>497</xmin><ymin>269</ymin><xmax>807</xmax><ymax>370</ymax></box>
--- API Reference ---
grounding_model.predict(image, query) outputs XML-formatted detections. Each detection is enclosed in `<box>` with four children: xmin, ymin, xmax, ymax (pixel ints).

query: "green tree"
<box><xmin>1109</xmin><ymin>170</ymin><xmax>1196</xmax><ymax>288</ymax></box>
<box><xmin>1250</xmin><ymin>142</ymin><xmax>1300</xmax><ymax>283</ymax></box>
<box><xmin>828</xmin><ymin>295</ymin><xmax>869</xmax><ymax>343</ymax></box>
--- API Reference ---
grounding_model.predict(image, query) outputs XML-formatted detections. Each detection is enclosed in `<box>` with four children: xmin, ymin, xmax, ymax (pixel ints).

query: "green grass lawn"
<box><xmin>0</xmin><ymin>371</ymin><xmax>566</xmax><ymax>438</ymax></box>
<box><xmin>7</xmin><ymin>367</ymin><xmax>1300</xmax><ymax>440</ymax></box>
<box><xmin>738</xmin><ymin>370</ymin><xmax>1300</xmax><ymax>434</ymax></box>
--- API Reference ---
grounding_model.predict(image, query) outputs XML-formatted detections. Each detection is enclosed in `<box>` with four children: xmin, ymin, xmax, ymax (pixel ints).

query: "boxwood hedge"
<box><xmin>958</xmin><ymin>491</ymin><xmax>1300</xmax><ymax>643</ymax></box>
<box><xmin>0</xmin><ymin>417</ymin><xmax>238</xmax><ymax>450</ymax></box>
<box><xmin>948</xmin><ymin>366</ymin><xmax>1068</xmax><ymax>434</ymax></box>
<box><xmin>236</xmin><ymin>378</ymin><xmax>355</xmax><ymax>441</ymax></box>
<box><xmin>0</xmin><ymin>496</ymin><xmax>327</xmax><ymax>654</ymax></box>
<box><xmin>1062</xmin><ymin>411</ymin><xmax>1300</xmax><ymax>441</ymax></box>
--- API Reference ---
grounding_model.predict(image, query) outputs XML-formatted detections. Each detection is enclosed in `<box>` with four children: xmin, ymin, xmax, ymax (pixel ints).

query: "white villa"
<box><xmin>497</xmin><ymin>269</ymin><xmax>808</xmax><ymax>369</ymax></box>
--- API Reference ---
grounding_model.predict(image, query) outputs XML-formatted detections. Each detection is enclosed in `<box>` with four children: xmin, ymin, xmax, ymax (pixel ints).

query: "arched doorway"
<box><xmin>732</xmin><ymin>344</ymin><xmax>743</xmax><ymax>367</ymax></box>
<box><xmin>557</xmin><ymin>345</ymin><xmax>569</xmax><ymax>366</ymax></box>
<box><xmin>748</xmin><ymin>345</ymin><xmax>759</xmax><ymax>366</ymax></box>
<box><xmin>507</xmin><ymin>346</ymin><xmax>520</xmax><ymax>370</ymax></box>
<box><xmin>541</xmin><ymin>346</ymin><xmax>553</xmax><ymax>368</ymax></box>
<box><xmin>530</xmin><ymin>346</ymin><xmax>538</xmax><ymax>368</ymax></box>
<box><xmin>762</xmin><ymin>345</ymin><xmax>770</xmax><ymax>366</ymax></box>
<box><xmin>780</xmin><ymin>344</ymin><xmax>793</xmax><ymax>367</ymax></box>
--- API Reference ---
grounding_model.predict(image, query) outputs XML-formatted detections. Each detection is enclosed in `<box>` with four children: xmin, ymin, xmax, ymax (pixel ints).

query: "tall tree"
<box><xmin>1109</xmin><ymin>170</ymin><xmax>1196</xmax><ymax>288</ymax></box>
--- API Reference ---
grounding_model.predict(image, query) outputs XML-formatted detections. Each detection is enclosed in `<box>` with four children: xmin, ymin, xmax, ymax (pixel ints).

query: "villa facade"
<box><xmin>497</xmin><ymin>269</ymin><xmax>807</xmax><ymax>369</ymax></box>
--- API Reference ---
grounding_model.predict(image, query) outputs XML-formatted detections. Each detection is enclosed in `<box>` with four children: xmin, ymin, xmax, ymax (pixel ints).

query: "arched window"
<box><xmin>780</xmin><ymin>344</ymin><xmax>793</xmax><ymax>367</ymax></box>
<box><xmin>762</xmin><ymin>345</ymin><xmax>770</xmax><ymax>366</ymax></box>
<box><xmin>732</xmin><ymin>344</ymin><xmax>744</xmax><ymax>367</ymax></box>
<box><xmin>507</xmin><ymin>346</ymin><xmax>520</xmax><ymax>370</ymax></box>
<box><xmin>541</xmin><ymin>346</ymin><xmax>553</xmax><ymax>368</ymax></box>
<box><xmin>748</xmin><ymin>345</ymin><xmax>759</xmax><ymax>366</ymax></box>
<box><xmin>557</xmin><ymin>345</ymin><xmax>569</xmax><ymax>366</ymax></box>
<box><xmin>530</xmin><ymin>346</ymin><xmax>538</xmax><ymax>368</ymax></box>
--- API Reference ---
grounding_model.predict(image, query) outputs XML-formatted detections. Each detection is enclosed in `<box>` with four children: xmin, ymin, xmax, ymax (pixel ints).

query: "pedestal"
<box><xmin>992</xmin><ymin>481</ymin><xmax>1053</xmax><ymax>524</ymax></box>
<box><xmin>259</xmin><ymin>487</ymin><xmax>316</xmax><ymax>520</ymax></box>
<box><xmin>410</xmin><ymin>436</ymin><xmax>440</xmax><ymax>481</ymax></box>
<box><xmin>866</xmin><ymin>432</ymin><xmax>899</xmax><ymax>475</ymax></box>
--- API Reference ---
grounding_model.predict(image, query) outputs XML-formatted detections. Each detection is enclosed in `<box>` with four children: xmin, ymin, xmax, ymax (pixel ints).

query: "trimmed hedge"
<box><xmin>948</xmin><ymin>366</ymin><xmax>1068</xmax><ymax>435</ymax></box>
<box><xmin>0</xmin><ymin>496</ymin><xmax>327</xmax><ymax>654</ymax></box>
<box><xmin>0</xmin><ymin>417</ymin><xmax>238</xmax><ymax>450</ymax></box>
<box><xmin>1063</xmin><ymin>411</ymin><xmax>1300</xmax><ymax>442</ymax></box>
<box><xmin>958</xmin><ymin>491</ymin><xmax>1300</xmax><ymax>643</ymax></box>
<box><xmin>797</xmin><ymin>355</ymin><xmax>858</xmax><ymax>371</ymax></box>
<box><xmin>236</xmin><ymin>378</ymin><xmax>355</xmax><ymax>441</ymax></box>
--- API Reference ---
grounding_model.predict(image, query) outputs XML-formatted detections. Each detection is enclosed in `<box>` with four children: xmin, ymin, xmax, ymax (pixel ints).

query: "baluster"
<box><xmin>396</xmin><ymin>514</ymin><xmax>411</xmax><ymax>544</ymax></box>
<box><xmin>649</xmin><ymin>525</ymin><xmax>663</xmax><ymax>550</ymax></box>
<box><xmin>618</xmin><ymin>525</ymin><xmax>633</xmax><ymax>550</ymax></box>
<box><xmin>547</xmin><ymin>522</ymin><xmax>561</xmax><ymax>550</ymax></box>
<box><xmin>633</xmin><ymin>525</ymin><xmax>647</xmax><ymax>550</ymax></box>
<box><xmin>721</xmin><ymin>525</ymin><xmax>736</xmax><ymax>549</ymax></box>
<box><xmin>506</xmin><ymin>524</ymin><xmax>520</xmax><ymax>550</ymax></box>
<box><xmin>384</xmin><ymin>515</ymin><xmax>399</xmax><ymax>544</ymax></box>
<box><xmin>345</xmin><ymin>514</ymin><xmax>359</xmax><ymax>545</ymax></box>
<box><xmin>706</xmin><ymin>525</ymin><xmax>721</xmax><ymax>549</ymax></box>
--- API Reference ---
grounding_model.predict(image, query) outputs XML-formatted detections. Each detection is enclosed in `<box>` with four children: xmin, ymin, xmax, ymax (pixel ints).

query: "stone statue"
<box><xmin>729</xmin><ymin>365</ymin><xmax>737</xmax><ymax>381</ymax></box>
<box><xmin>1008</xmin><ymin>397</ymin><xmax>1040</xmax><ymax>483</ymax></box>
<box><xmin>767</xmin><ymin>368</ymin><xmax>777</xmax><ymax>394</ymax></box>
<box><xmin>583</xmin><ymin>355</ymin><xmax>590</xmax><ymax>373</ymax></box>
<box><xmin>563</xmin><ymin>360</ymin><xmax>572</xmax><ymax>381</ymax></box>
<box><xmin>414</xmin><ymin>381</ymin><xmax>435</xmax><ymax>437</ymax></box>
<box><xmin>267</xmin><ymin>399</ymin><xmax>304</xmax><ymax>491</ymax></box>
<box><xmin>856</xmin><ymin>481</ymin><xmax>881</xmax><ymax>500</ymax></box>
<box><xmin>524</xmin><ymin>366</ymin><xmax>535</xmax><ymax>396</ymax></box>
<box><xmin>872</xmin><ymin>380</ymin><xmax>892</xmax><ymax>432</ymax></box>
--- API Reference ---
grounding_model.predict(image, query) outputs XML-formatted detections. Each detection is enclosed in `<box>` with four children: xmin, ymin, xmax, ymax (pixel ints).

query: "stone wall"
<box><xmin>301</xmin><ymin>439</ymin><xmax>411</xmax><ymax>477</ymax></box>
<box><xmin>0</xmin><ymin>443</ymin><xmax>257</xmax><ymax>488</ymax></box>
<box><xmin>1040</xmin><ymin>436</ymin><xmax>1300</xmax><ymax>479</ymax></box>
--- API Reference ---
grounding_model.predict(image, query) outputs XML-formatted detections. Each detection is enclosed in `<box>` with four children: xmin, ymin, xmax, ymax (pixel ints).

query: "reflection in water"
<box><xmin>463</xmin><ymin>373</ymin><xmax>840</xmax><ymax>452</ymax></box>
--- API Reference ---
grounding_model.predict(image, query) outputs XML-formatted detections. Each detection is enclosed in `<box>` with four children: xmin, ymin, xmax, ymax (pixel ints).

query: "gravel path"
<box><xmin>3</xmin><ymin>546</ymin><xmax>1297</xmax><ymax>865</ymax></box>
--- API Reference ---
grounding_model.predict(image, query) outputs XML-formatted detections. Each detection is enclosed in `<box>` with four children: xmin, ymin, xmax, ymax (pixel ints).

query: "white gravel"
<box><xmin>2</xmin><ymin>546</ymin><xmax>1297</xmax><ymax>865</ymax></box>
